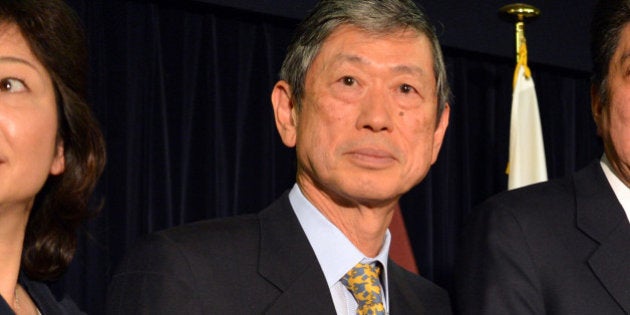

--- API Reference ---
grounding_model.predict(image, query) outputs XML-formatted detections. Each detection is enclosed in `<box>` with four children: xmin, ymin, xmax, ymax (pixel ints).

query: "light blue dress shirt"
<box><xmin>289</xmin><ymin>184</ymin><xmax>391</xmax><ymax>314</ymax></box>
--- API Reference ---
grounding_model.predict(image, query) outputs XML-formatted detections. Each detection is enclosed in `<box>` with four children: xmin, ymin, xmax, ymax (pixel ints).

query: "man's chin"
<box><xmin>340</xmin><ymin>187</ymin><xmax>402</xmax><ymax>208</ymax></box>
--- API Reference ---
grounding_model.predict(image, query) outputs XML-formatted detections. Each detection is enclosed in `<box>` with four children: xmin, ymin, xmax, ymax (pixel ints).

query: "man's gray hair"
<box><xmin>279</xmin><ymin>0</ymin><xmax>450</xmax><ymax>117</ymax></box>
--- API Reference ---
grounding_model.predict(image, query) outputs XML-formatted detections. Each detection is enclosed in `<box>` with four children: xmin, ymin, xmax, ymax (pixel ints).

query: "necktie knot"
<box><xmin>341</xmin><ymin>262</ymin><xmax>385</xmax><ymax>315</ymax></box>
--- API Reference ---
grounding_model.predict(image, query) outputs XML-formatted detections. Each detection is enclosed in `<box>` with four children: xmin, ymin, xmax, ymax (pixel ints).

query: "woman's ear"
<box><xmin>50</xmin><ymin>140</ymin><xmax>65</xmax><ymax>175</ymax></box>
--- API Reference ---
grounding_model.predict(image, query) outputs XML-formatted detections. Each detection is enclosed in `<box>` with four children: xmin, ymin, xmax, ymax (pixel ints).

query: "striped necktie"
<box><xmin>341</xmin><ymin>262</ymin><xmax>386</xmax><ymax>315</ymax></box>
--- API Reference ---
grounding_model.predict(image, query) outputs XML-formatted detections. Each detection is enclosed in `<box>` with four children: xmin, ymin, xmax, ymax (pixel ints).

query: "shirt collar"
<box><xmin>600</xmin><ymin>154</ymin><xmax>630</xmax><ymax>222</ymax></box>
<box><xmin>289</xmin><ymin>184</ymin><xmax>391</xmax><ymax>289</ymax></box>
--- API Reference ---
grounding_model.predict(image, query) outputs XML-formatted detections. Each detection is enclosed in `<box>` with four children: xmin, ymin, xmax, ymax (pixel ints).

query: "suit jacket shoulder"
<box><xmin>107</xmin><ymin>192</ymin><xmax>334</xmax><ymax>315</ymax></box>
<box><xmin>455</xmin><ymin>161</ymin><xmax>630</xmax><ymax>314</ymax></box>
<box><xmin>106</xmin><ymin>213</ymin><xmax>261</xmax><ymax>314</ymax></box>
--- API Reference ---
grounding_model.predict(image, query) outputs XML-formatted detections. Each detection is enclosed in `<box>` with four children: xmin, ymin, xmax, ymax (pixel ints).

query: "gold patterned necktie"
<box><xmin>341</xmin><ymin>262</ymin><xmax>386</xmax><ymax>315</ymax></box>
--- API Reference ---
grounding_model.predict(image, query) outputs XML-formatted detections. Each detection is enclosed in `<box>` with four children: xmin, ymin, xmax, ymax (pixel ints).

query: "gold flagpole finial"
<box><xmin>500</xmin><ymin>3</ymin><xmax>540</xmax><ymax>82</ymax></box>
<box><xmin>499</xmin><ymin>3</ymin><xmax>540</xmax><ymax>56</ymax></box>
<box><xmin>499</xmin><ymin>3</ymin><xmax>540</xmax><ymax>22</ymax></box>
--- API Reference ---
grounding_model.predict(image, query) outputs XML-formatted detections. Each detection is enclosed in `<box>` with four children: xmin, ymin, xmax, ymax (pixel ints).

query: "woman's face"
<box><xmin>0</xmin><ymin>23</ymin><xmax>65</xmax><ymax>211</ymax></box>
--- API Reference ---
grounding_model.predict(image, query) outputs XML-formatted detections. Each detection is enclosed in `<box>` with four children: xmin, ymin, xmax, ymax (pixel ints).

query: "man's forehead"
<box><xmin>328</xmin><ymin>53</ymin><xmax>427</xmax><ymax>77</ymax></box>
<box><xmin>319</xmin><ymin>24</ymin><xmax>427</xmax><ymax>54</ymax></box>
<box><xmin>615</xmin><ymin>24</ymin><xmax>630</xmax><ymax>61</ymax></box>
<box><xmin>316</xmin><ymin>25</ymin><xmax>431</xmax><ymax>66</ymax></box>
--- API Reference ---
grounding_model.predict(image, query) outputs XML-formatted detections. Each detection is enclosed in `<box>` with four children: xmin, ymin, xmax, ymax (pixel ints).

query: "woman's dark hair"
<box><xmin>0</xmin><ymin>0</ymin><xmax>106</xmax><ymax>280</ymax></box>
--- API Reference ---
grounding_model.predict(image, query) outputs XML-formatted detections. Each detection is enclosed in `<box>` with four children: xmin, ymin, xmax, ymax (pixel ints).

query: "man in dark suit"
<box><xmin>107</xmin><ymin>0</ymin><xmax>452</xmax><ymax>314</ymax></box>
<box><xmin>454</xmin><ymin>1</ymin><xmax>630</xmax><ymax>314</ymax></box>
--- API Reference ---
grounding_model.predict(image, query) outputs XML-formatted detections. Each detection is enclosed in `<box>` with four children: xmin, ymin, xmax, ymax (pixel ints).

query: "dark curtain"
<box><xmin>53</xmin><ymin>0</ymin><xmax>601</xmax><ymax>314</ymax></box>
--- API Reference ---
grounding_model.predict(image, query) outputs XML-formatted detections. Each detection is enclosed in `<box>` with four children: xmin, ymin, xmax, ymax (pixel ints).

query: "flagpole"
<box><xmin>499</xmin><ymin>3</ymin><xmax>540</xmax><ymax>65</ymax></box>
<box><xmin>500</xmin><ymin>3</ymin><xmax>547</xmax><ymax>190</ymax></box>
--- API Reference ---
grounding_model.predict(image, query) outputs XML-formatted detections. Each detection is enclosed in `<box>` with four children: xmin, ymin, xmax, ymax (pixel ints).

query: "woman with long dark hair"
<box><xmin>0</xmin><ymin>0</ymin><xmax>106</xmax><ymax>313</ymax></box>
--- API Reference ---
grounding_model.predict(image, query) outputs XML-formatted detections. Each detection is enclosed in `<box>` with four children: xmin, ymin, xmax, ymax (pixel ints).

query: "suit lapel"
<box><xmin>388</xmin><ymin>261</ymin><xmax>426</xmax><ymax>314</ymax></box>
<box><xmin>574</xmin><ymin>162</ymin><xmax>630</xmax><ymax>313</ymax></box>
<box><xmin>588</xmin><ymin>224</ymin><xmax>630</xmax><ymax>313</ymax></box>
<box><xmin>257</xmin><ymin>192</ymin><xmax>336</xmax><ymax>314</ymax></box>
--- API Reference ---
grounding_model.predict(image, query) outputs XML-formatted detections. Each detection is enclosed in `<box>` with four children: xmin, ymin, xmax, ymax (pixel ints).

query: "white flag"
<box><xmin>508</xmin><ymin>65</ymin><xmax>547</xmax><ymax>190</ymax></box>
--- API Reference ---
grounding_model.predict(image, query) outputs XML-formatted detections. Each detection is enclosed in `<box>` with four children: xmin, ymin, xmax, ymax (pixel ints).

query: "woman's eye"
<box><xmin>342</xmin><ymin>76</ymin><xmax>356</xmax><ymax>86</ymax></box>
<box><xmin>0</xmin><ymin>78</ymin><xmax>27</xmax><ymax>93</ymax></box>
<box><xmin>400</xmin><ymin>84</ymin><xmax>416</xmax><ymax>94</ymax></box>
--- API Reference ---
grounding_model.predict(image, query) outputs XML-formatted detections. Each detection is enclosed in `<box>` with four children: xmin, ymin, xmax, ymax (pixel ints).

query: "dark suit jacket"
<box><xmin>454</xmin><ymin>161</ymin><xmax>630</xmax><ymax>314</ymax></box>
<box><xmin>107</xmin><ymin>192</ymin><xmax>452</xmax><ymax>314</ymax></box>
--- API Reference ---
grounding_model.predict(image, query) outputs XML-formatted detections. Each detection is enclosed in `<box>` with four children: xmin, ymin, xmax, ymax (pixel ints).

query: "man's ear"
<box><xmin>430</xmin><ymin>103</ymin><xmax>450</xmax><ymax>164</ymax></box>
<box><xmin>591</xmin><ymin>84</ymin><xmax>604</xmax><ymax>136</ymax></box>
<box><xmin>50</xmin><ymin>140</ymin><xmax>66</xmax><ymax>175</ymax></box>
<box><xmin>271</xmin><ymin>80</ymin><xmax>298</xmax><ymax>148</ymax></box>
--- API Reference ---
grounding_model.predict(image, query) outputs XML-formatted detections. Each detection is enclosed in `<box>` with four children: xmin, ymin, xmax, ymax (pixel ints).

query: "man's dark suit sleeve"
<box><xmin>454</xmin><ymin>198</ymin><xmax>545</xmax><ymax>315</ymax></box>
<box><xmin>107</xmin><ymin>233</ymin><xmax>202</xmax><ymax>315</ymax></box>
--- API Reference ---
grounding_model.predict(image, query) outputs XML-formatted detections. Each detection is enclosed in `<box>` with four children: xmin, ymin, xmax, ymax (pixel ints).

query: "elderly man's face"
<box><xmin>273</xmin><ymin>25</ymin><xmax>449</xmax><ymax>207</ymax></box>
<box><xmin>594</xmin><ymin>23</ymin><xmax>630</xmax><ymax>186</ymax></box>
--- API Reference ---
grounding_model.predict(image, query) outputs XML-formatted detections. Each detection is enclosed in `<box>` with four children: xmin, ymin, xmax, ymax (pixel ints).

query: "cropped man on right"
<box><xmin>455</xmin><ymin>0</ymin><xmax>630</xmax><ymax>314</ymax></box>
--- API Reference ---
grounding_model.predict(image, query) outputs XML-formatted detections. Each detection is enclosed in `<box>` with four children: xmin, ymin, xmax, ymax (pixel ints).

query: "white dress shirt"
<box><xmin>600</xmin><ymin>154</ymin><xmax>630</xmax><ymax>222</ymax></box>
